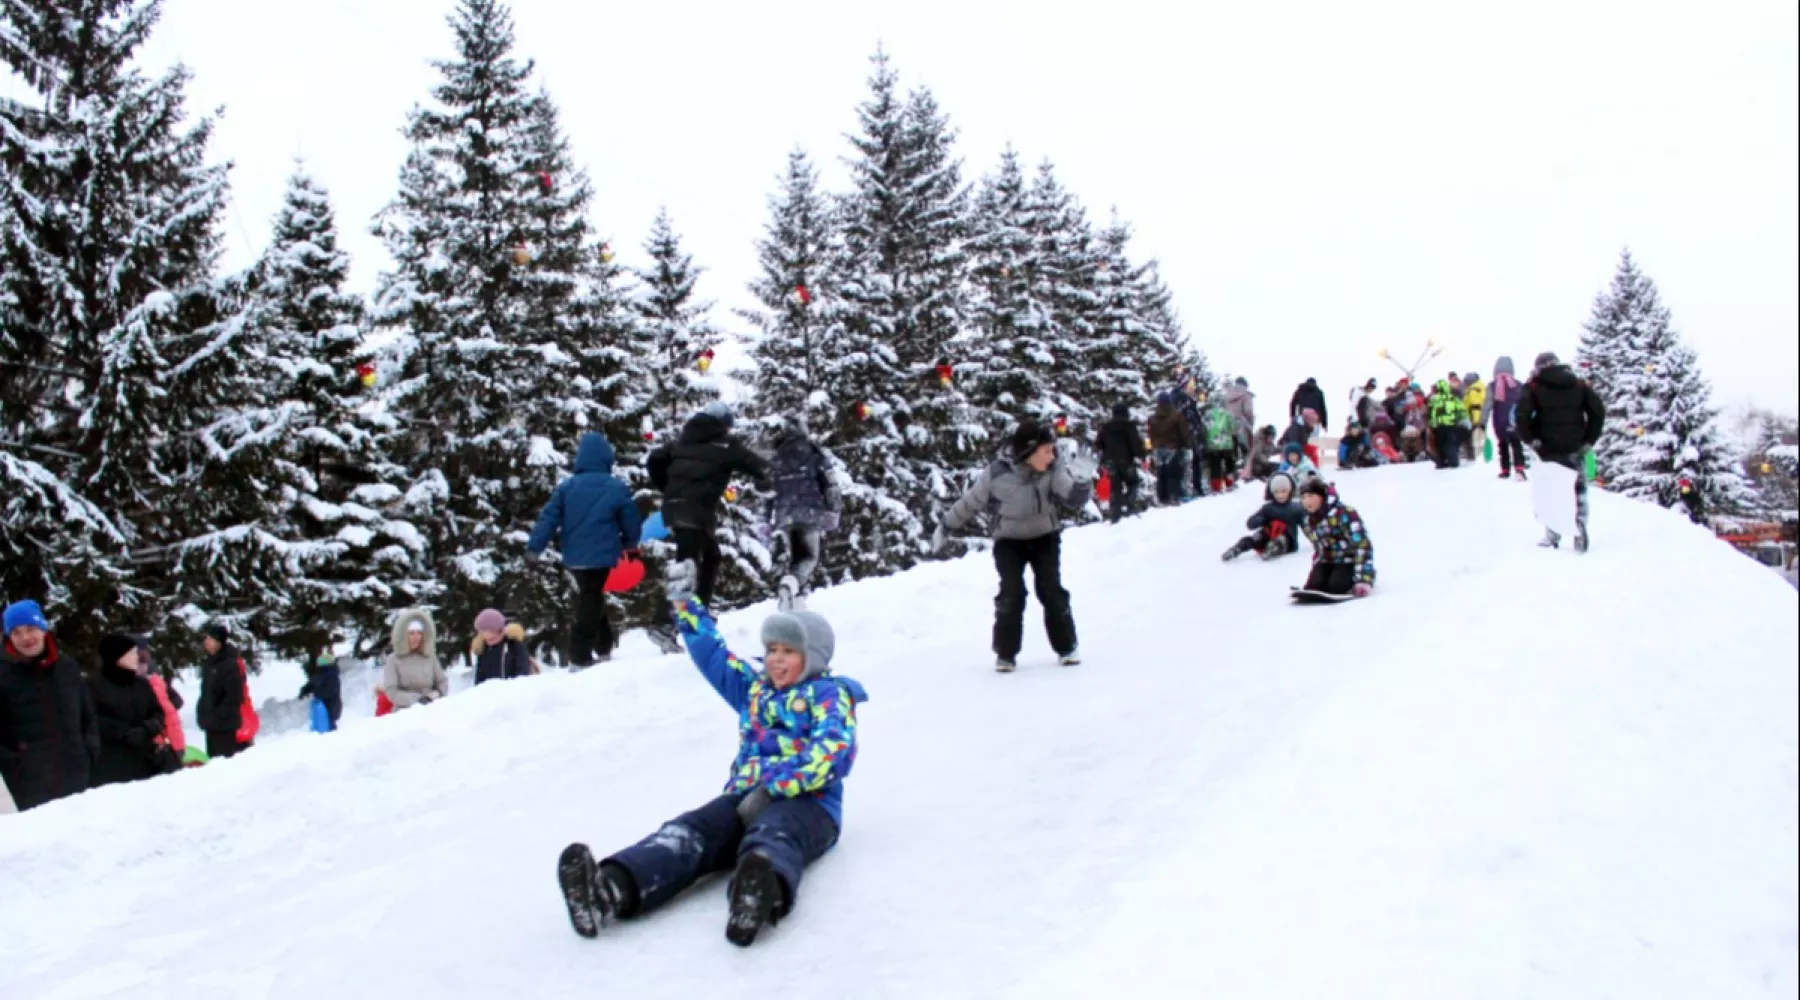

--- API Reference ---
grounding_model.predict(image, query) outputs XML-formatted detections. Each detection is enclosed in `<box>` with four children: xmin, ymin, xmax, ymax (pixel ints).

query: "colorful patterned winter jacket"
<box><xmin>1428</xmin><ymin>382</ymin><xmax>1467</xmax><ymax>429</ymax></box>
<box><xmin>674</xmin><ymin>598</ymin><xmax>868</xmax><ymax>829</ymax></box>
<box><xmin>1302</xmin><ymin>496</ymin><xmax>1376</xmax><ymax>586</ymax></box>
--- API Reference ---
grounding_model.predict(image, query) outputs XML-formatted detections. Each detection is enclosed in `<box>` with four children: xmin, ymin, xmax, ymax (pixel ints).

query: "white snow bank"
<box><xmin>2</xmin><ymin>464</ymin><xmax>1794</xmax><ymax>999</ymax></box>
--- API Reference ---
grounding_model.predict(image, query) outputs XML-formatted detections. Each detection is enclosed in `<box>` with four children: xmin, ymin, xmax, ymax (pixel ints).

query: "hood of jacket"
<box><xmin>390</xmin><ymin>609</ymin><xmax>439</xmax><ymax>662</ymax></box>
<box><xmin>1534</xmin><ymin>364</ymin><xmax>1579</xmax><ymax>390</ymax></box>
<box><xmin>679</xmin><ymin>413</ymin><xmax>731</xmax><ymax>446</ymax></box>
<box><xmin>573</xmin><ymin>432</ymin><xmax>615</xmax><ymax>476</ymax></box>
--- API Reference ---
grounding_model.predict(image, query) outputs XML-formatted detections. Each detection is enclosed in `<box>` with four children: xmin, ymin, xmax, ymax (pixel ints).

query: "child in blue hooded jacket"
<box><xmin>527</xmin><ymin>432</ymin><xmax>641</xmax><ymax>666</ymax></box>
<box><xmin>557</xmin><ymin>576</ymin><xmax>868</xmax><ymax>948</ymax></box>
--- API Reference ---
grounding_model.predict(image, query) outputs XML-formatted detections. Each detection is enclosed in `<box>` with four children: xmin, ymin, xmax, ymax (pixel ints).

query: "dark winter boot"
<box><xmin>725</xmin><ymin>851</ymin><xmax>784</xmax><ymax>947</ymax></box>
<box><xmin>1221</xmin><ymin>538</ymin><xmax>1253</xmax><ymax>562</ymax></box>
<box><xmin>1498</xmin><ymin>470</ymin><xmax>1511</xmax><ymax>480</ymax></box>
<box><xmin>1259</xmin><ymin>535</ymin><xmax>1290</xmax><ymax>560</ymax></box>
<box><xmin>558</xmin><ymin>844</ymin><xmax>635</xmax><ymax>938</ymax></box>
<box><xmin>646</xmin><ymin>624</ymin><xmax>682</xmax><ymax>655</ymax></box>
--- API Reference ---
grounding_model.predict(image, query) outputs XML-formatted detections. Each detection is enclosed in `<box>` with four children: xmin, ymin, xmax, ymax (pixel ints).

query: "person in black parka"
<box><xmin>647</xmin><ymin>403</ymin><xmax>770</xmax><ymax>647</ymax></box>
<box><xmin>0</xmin><ymin>600</ymin><xmax>98</xmax><ymax>811</ymax></box>
<box><xmin>87</xmin><ymin>633</ymin><xmax>170</xmax><ymax>787</ymax></box>
<box><xmin>1093</xmin><ymin>402</ymin><xmax>1147</xmax><ymax>523</ymax></box>
<box><xmin>1290</xmin><ymin>377</ymin><xmax>1329</xmax><ymax>429</ymax></box>
<box><xmin>196</xmin><ymin>622</ymin><xmax>247</xmax><ymax>759</ymax></box>
<box><xmin>1515</xmin><ymin>351</ymin><xmax>1606</xmax><ymax>551</ymax></box>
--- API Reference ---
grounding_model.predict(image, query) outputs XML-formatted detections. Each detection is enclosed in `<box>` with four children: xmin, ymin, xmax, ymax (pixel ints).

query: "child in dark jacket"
<box><xmin>471</xmin><ymin>610</ymin><xmax>535</xmax><ymax>684</ymax></box>
<box><xmin>1222</xmin><ymin>472</ymin><xmax>1305</xmax><ymax>562</ymax></box>
<box><xmin>1297</xmin><ymin>479</ymin><xmax>1376</xmax><ymax>597</ymax></box>
<box><xmin>297</xmin><ymin>654</ymin><xmax>343</xmax><ymax>730</ymax></box>
<box><xmin>556</xmin><ymin>580</ymin><xmax>868</xmax><ymax>948</ymax></box>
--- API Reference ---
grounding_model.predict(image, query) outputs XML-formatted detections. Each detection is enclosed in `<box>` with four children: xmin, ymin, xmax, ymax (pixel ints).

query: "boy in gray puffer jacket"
<box><xmin>934</xmin><ymin>421</ymin><xmax>1095</xmax><ymax>672</ymax></box>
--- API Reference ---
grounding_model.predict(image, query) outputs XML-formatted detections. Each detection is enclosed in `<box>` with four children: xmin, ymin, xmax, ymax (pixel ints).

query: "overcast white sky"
<box><xmin>41</xmin><ymin>0</ymin><xmax>1800</xmax><ymax>416</ymax></box>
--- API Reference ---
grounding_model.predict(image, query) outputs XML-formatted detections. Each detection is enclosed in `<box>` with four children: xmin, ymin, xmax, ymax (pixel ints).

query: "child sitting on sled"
<box><xmin>1222</xmin><ymin>472</ymin><xmax>1305</xmax><ymax>562</ymax></box>
<box><xmin>1297</xmin><ymin>479</ymin><xmax>1376</xmax><ymax>598</ymax></box>
<box><xmin>557</xmin><ymin>566</ymin><xmax>869</xmax><ymax>948</ymax></box>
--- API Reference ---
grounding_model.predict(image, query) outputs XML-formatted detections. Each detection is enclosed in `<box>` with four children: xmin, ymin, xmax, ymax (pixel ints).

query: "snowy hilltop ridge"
<box><xmin>2</xmin><ymin>465</ymin><xmax>1795</xmax><ymax>999</ymax></box>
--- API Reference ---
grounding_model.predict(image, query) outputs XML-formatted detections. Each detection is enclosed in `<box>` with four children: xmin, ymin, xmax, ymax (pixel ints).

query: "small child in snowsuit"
<box><xmin>1198</xmin><ymin>402</ymin><xmax>1241</xmax><ymax>494</ymax></box>
<box><xmin>297</xmin><ymin>654</ymin><xmax>343</xmax><ymax>731</ymax></box>
<box><xmin>556</xmin><ymin>587</ymin><xmax>868</xmax><ymax>948</ymax></box>
<box><xmin>471</xmin><ymin>610</ymin><xmax>535</xmax><ymax>684</ymax></box>
<box><xmin>1278</xmin><ymin>441</ymin><xmax>1322</xmax><ymax>486</ymax></box>
<box><xmin>766</xmin><ymin>420</ymin><xmax>841</xmax><ymax>611</ymax></box>
<box><xmin>1222</xmin><ymin>472</ymin><xmax>1305</xmax><ymax>562</ymax></box>
<box><xmin>1297</xmin><ymin>479</ymin><xmax>1376</xmax><ymax>597</ymax></box>
<box><xmin>1337</xmin><ymin>422</ymin><xmax>1381</xmax><ymax>469</ymax></box>
<box><xmin>1246</xmin><ymin>426</ymin><xmax>1281</xmax><ymax>480</ymax></box>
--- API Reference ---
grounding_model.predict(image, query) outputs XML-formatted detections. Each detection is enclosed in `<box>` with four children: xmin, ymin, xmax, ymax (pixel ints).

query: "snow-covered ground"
<box><xmin>3</xmin><ymin>464</ymin><xmax>1795</xmax><ymax>999</ymax></box>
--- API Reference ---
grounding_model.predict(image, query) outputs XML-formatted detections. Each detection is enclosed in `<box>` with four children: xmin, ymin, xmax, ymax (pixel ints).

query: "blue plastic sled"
<box><xmin>642</xmin><ymin>511</ymin><xmax>671</xmax><ymax>543</ymax></box>
<box><xmin>309</xmin><ymin>698</ymin><xmax>332</xmax><ymax>734</ymax></box>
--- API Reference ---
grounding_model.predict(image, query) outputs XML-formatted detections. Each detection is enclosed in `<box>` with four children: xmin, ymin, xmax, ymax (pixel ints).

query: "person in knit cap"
<box><xmin>1483</xmin><ymin>356</ymin><xmax>1529</xmax><ymax>480</ymax></box>
<box><xmin>556</xmin><ymin>578</ymin><xmax>868</xmax><ymax>948</ymax></box>
<box><xmin>1</xmin><ymin>600</ymin><xmax>97</xmax><ymax>810</ymax></box>
<box><xmin>196</xmin><ymin>622</ymin><xmax>254</xmax><ymax>759</ymax></box>
<box><xmin>1297</xmin><ymin>479</ymin><xmax>1376</xmax><ymax>597</ymax></box>
<box><xmin>1222</xmin><ymin>472</ymin><xmax>1306</xmax><ymax>562</ymax></box>
<box><xmin>87</xmin><ymin>634</ymin><xmax>173</xmax><ymax>786</ymax></box>
<box><xmin>471</xmin><ymin>609</ymin><xmax>534</xmax><ymax>685</ymax></box>
<box><xmin>936</xmin><ymin>419</ymin><xmax>1095</xmax><ymax>672</ymax></box>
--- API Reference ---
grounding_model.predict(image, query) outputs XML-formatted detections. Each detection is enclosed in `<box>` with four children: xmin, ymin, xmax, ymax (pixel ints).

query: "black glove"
<box><xmin>736</xmin><ymin>787</ymin><xmax>772</xmax><ymax>824</ymax></box>
<box><xmin>418</xmin><ymin>694</ymin><xmax>434</xmax><ymax>705</ymax></box>
<box><xmin>124</xmin><ymin>726</ymin><xmax>149</xmax><ymax>749</ymax></box>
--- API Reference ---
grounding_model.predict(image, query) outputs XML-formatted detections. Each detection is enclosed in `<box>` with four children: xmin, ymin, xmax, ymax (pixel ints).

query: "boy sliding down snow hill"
<box><xmin>1222</xmin><ymin>472</ymin><xmax>1305</xmax><ymax>562</ymax></box>
<box><xmin>557</xmin><ymin>577</ymin><xmax>868</xmax><ymax>948</ymax></box>
<box><xmin>1297</xmin><ymin>479</ymin><xmax>1376</xmax><ymax>598</ymax></box>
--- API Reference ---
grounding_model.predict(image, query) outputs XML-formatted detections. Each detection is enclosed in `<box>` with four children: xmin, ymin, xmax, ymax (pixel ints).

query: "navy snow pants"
<box><xmin>604</xmin><ymin>792</ymin><xmax>838</xmax><ymax>918</ymax></box>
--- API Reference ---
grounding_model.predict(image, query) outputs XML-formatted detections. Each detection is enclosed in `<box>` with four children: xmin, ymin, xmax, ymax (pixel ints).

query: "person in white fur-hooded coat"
<box><xmin>380</xmin><ymin>610</ymin><xmax>450</xmax><ymax>710</ymax></box>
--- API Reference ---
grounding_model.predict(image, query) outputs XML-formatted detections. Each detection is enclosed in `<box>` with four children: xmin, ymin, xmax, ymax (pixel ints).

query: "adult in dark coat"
<box><xmin>1093</xmin><ymin>402</ymin><xmax>1147</xmax><ymax>522</ymax></box>
<box><xmin>1289</xmin><ymin>377</ymin><xmax>1329</xmax><ymax>428</ymax></box>
<box><xmin>527</xmin><ymin>432</ymin><xmax>643</xmax><ymax>666</ymax></box>
<box><xmin>196</xmin><ymin>623</ymin><xmax>248</xmax><ymax>759</ymax></box>
<box><xmin>647</xmin><ymin>403</ymin><xmax>770</xmax><ymax>647</ymax></box>
<box><xmin>0</xmin><ymin>600</ymin><xmax>98</xmax><ymax>810</ymax></box>
<box><xmin>1515</xmin><ymin>352</ymin><xmax>1607</xmax><ymax>551</ymax></box>
<box><xmin>87</xmin><ymin>633</ymin><xmax>170</xmax><ymax>787</ymax></box>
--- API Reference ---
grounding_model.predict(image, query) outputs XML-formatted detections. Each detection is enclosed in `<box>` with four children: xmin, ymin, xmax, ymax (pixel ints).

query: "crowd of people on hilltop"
<box><xmin>3</xmin><ymin>351</ymin><xmax>1604</xmax><ymax>946</ymax></box>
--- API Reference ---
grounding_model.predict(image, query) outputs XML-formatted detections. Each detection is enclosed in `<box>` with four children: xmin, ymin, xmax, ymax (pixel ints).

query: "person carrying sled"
<box><xmin>87</xmin><ymin>634</ymin><xmax>176</xmax><ymax>786</ymax></box>
<box><xmin>556</xmin><ymin>579</ymin><xmax>867</xmax><ymax>948</ymax></box>
<box><xmin>1427</xmin><ymin>379</ymin><xmax>1467</xmax><ymax>469</ymax></box>
<box><xmin>1222</xmin><ymin>472</ymin><xmax>1306</xmax><ymax>562</ymax></box>
<box><xmin>935</xmin><ymin>421</ymin><xmax>1095</xmax><ymax>672</ymax></box>
<box><xmin>646</xmin><ymin>402</ymin><xmax>770</xmax><ymax>651</ymax></box>
<box><xmin>0</xmin><ymin>601</ymin><xmax>97</xmax><ymax>811</ymax></box>
<box><xmin>527</xmin><ymin>432</ymin><xmax>643</xmax><ymax>667</ymax></box>
<box><xmin>1516</xmin><ymin>352</ymin><xmax>1606</xmax><ymax>551</ymax></box>
<box><xmin>1147</xmin><ymin>392</ymin><xmax>1192</xmax><ymax>505</ymax></box>
<box><xmin>471</xmin><ymin>609</ymin><xmax>536</xmax><ymax>684</ymax></box>
<box><xmin>1093</xmin><ymin>402</ymin><xmax>1147</xmax><ymax>523</ymax></box>
<box><xmin>380</xmin><ymin>610</ymin><xmax>450</xmax><ymax>710</ymax></box>
<box><xmin>1483</xmin><ymin>356</ymin><xmax>1528</xmax><ymax>479</ymax></box>
<box><xmin>196</xmin><ymin>623</ymin><xmax>256</xmax><ymax>759</ymax></box>
<box><xmin>1297</xmin><ymin>480</ymin><xmax>1376</xmax><ymax>597</ymax></box>
<box><xmin>298</xmin><ymin>653</ymin><xmax>343</xmax><ymax>731</ymax></box>
<box><xmin>766</xmin><ymin>419</ymin><xmax>842</xmax><ymax>611</ymax></box>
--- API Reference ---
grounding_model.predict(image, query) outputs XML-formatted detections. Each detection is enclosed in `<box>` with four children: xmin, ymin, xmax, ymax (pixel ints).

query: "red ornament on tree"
<box><xmin>537</xmin><ymin>171</ymin><xmax>553</xmax><ymax>193</ymax></box>
<box><xmin>599</xmin><ymin>242</ymin><xmax>615</xmax><ymax>264</ymax></box>
<box><xmin>792</xmin><ymin>284</ymin><xmax>812</xmax><ymax>306</ymax></box>
<box><xmin>855</xmin><ymin>402</ymin><xmax>871</xmax><ymax>421</ymax></box>
<box><xmin>698</xmin><ymin>348</ymin><xmax>716</xmax><ymax>374</ymax></box>
<box><xmin>936</xmin><ymin>363</ymin><xmax>952</xmax><ymax>387</ymax></box>
<box><xmin>356</xmin><ymin>363</ymin><xmax>377</xmax><ymax>389</ymax></box>
<box><xmin>1054</xmin><ymin>415</ymin><xmax>1069</xmax><ymax>436</ymax></box>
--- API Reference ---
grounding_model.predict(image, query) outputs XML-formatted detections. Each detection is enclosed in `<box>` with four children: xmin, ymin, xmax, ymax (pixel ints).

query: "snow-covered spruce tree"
<box><xmin>962</xmin><ymin>148</ymin><xmax>1066</xmax><ymax>446</ymax></box>
<box><xmin>1604</xmin><ymin>330</ymin><xmax>1758</xmax><ymax>520</ymax></box>
<box><xmin>829</xmin><ymin>50</ymin><xmax>976</xmax><ymax>575</ymax></box>
<box><xmin>1579</xmin><ymin>248</ymin><xmax>1660</xmax><ymax>480</ymax></box>
<box><xmin>1020</xmin><ymin>158</ymin><xmax>1103</xmax><ymax>441</ymax></box>
<box><xmin>1744</xmin><ymin>413</ymin><xmax>1798</xmax><ymax>521</ymax></box>
<box><xmin>372</xmin><ymin>0</ymin><xmax>617</xmax><ymax>652</ymax></box>
<box><xmin>0</xmin><ymin>0</ymin><xmax>229</xmax><ymax>655</ymax></box>
<box><xmin>742</xmin><ymin>149</ymin><xmax>839</xmax><ymax>439</ymax></box>
<box><xmin>1133</xmin><ymin>255</ymin><xmax>1215</xmax><ymax>400</ymax></box>
<box><xmin>225</xmin><ymin>168</ymin><xmax>432</xmax><ymax>656</ymax></box>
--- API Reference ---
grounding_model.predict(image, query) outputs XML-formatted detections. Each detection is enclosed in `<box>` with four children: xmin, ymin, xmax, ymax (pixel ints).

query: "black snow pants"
<box><xmin>569</xmin><ymin>567</ymin><xmax>615</xmax><ymax>666</ymax></box>
<box><xmin>673</xmin><ymin>528</ymin><xmax>723</xmax><ymax>606</ymax></box>
<box><xmin>1303</xmin><ymin>562</ymin><xmax>1357</xmax><ymax>596</ymax></box>
<box><xmin>993</xmin><ymin>532</ymin><xmax>1078</xmax><ymax>659</ymax></box>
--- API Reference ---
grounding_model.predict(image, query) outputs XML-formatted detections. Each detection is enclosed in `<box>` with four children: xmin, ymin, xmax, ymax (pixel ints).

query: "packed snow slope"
<box><xmin>3</xmin><ymin>464</ymin><xmax>1796</xmax><ymax>1000</ymax></box>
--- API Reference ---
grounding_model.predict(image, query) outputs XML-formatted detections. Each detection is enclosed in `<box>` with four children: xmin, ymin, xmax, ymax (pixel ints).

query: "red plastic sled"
<box><xmin>1096</xmin><ymin>470</ymin><xmax>1112</xmax><ymax>504</ymax></box>
<box><xmin>375</xmin><ymin>690</ymin><xmax>394</xmax><ymax>717</ymax></box>
<box><xmin>604</xmin><ymin>555</ymin><xmax>646</xmax><ymax>593</ymax></box>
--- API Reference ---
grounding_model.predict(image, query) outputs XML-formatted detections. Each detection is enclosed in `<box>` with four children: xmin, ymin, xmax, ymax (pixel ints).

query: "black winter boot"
<box><xmin>725</xmin><ymin>851</ymin><xmax>785</xmax><ymax>947</ymax></box>
<box><xmin>558</xmin><ymin>844</ymin><xmax>636</xmax><ymax>938</ymax></box>
<box><xmin>1221</xmin><ymin>538</ymin><xmax>1253</xmax><ymax>562</ymax></box>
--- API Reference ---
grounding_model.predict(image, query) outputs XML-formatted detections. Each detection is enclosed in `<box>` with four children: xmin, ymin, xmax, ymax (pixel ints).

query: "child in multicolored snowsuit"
<box><xmin>1222</xmin><ymin>472</ymin><xmax>1305</xmax><ymax>562</ymax></box>
<box><xmin>1427</xmin><ymin>380</ymin><xmax>1467</xmax><ymax>469</ymax></box>
<box><xmin>1298</xmin><ymin>479</ymin><xmax>1376</xmax><ymax>597</ymax></box>
<box><xmin>765</xmin><ymin>420</ymin><xmax>841</xmax><ymax>611</ymax></box>
<box><xmin>556</xmin><ymin>589</ymin><xmax>867</xmax><ymax>948</ymax></box>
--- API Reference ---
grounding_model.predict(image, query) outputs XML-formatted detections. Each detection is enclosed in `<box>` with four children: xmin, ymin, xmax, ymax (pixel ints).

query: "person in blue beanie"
<box><xmin>1</xmin><ymin>600</ymin><xmax>98</xmax><ymax>810</ymax></box>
